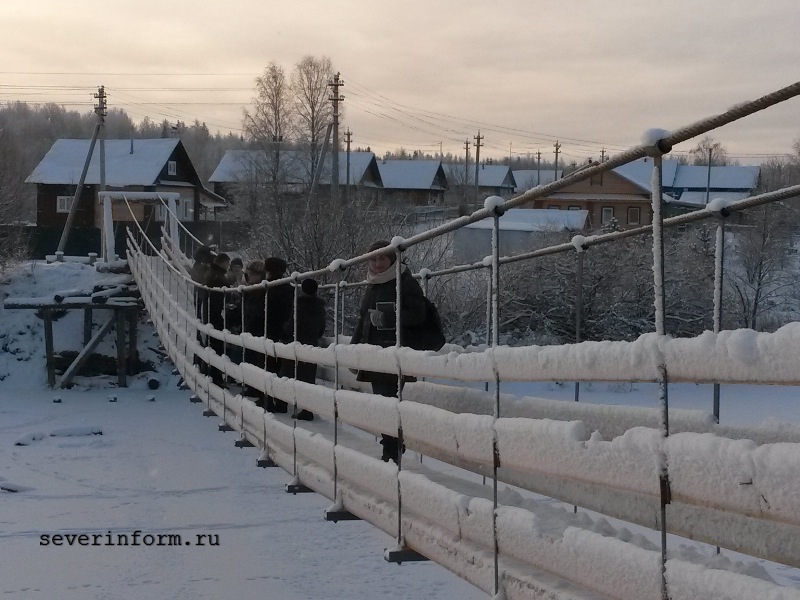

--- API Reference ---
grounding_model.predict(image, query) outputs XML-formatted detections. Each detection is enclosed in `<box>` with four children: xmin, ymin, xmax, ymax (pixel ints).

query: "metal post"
<box><xmin>292</xmin><ymin>276</ymin><xmax>300</xmax><ymax>478</ymax></box>
<box><xmin>574</xmin><ymin>250</ymin><xmax>584</xmax><ymax>403</ymax></box>
<box><xmin>651</xmin><ymin>153</ymin><xmax>671</xmax><ymax>600</ymax></box>
<box><xmin>712</xmin><ymin>221</ymin><xmax>725</xmax><ymax>422</ymax></box>
<box><xmin>490</xmin><ymin>211</ymin><xmax>501</xmax><ymax>596</ymax></box>
<box><xmin>333</xmin><ymin>278</ymin><xmax>342</xmax><ymax>500</ymax></box>
<box><xmin>394</xmin><ymin>247</ymin><xmax>405</xmax><ymax>545</ymax></box>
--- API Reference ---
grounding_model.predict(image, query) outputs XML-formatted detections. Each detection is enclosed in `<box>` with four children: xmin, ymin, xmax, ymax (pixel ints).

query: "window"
<box><xmin>167</xmin><ymin>160</ymin><xmax>177</xmax><ymax>176</ymax></box>
<box><xmin>568</xmin><ymin>205</ymin><xmax>581</xmax><ymax>211</ymax></box>
<box><xmin>547</xmin><ymin>205</ymin><xmax>560</xmax><ymax>210</ymax></box>
<box><xmin>627</xmin><ymin>207</ymin><xmax>641</xmax><ymax>225</ymax></box>
<box><xmin>601</xmin><ymin>206</ymin><xmax>614</xmax><ymax>224</ymax></box>
<box><xmin>56</xmin><ymin>195</ymin><xmax>73</xmax><ymax>213</ymax></box>
<box><xmin>155</xmin><ymin>197</ymin><xmax>192</xmax><ymax>221</ymax></box>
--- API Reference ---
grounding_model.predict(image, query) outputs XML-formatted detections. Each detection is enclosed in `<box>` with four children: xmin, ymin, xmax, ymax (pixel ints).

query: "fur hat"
<box><xmin>264</xmin><ymin>256</ymin><xmax>287</xmax><ymax>276</ymax></box>
<box><xmin>245</xmin><ymin>260</ymin><xmax>266</xmax><ymax>275</ymax></box>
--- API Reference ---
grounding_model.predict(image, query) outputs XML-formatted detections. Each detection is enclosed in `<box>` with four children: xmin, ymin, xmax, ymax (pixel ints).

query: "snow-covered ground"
<box><xmin>0</xmin><ymin>261</ymin><xmax>485</xmax><ymax>599</ymax></box>
<box><xmin>1</xmin><ymin>260</ymin><xmax>799</xmax><ymax>598</ymax></box>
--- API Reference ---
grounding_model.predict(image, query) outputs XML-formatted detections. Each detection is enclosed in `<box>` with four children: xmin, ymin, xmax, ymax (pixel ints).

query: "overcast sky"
<box><xmin>2</xmin><ymin>0</ymin><xmax>799</xmax><ymax>165</ymax></box>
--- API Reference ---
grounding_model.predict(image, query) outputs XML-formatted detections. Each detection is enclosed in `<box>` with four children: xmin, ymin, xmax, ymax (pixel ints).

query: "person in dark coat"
<box><xmin>241</xmin><ymin>260</ymin><xmax>267</xmax><ymax>405</ymax></box>
<box><xmin>205</xmin><ymin>253</ymin><xmax>230</xmax><ymax>386</ymax></box>
<box><xmin>264</xmin><ymin>256</ymin><xmax>293</xmax><ymax>413</ymax></box>
<box><xmin>351</xmin><ymin>240</ymin><xmax>428</xmax><ymax>463</ymax></box>
<box><xmin>189</xmin><ymin>245</ymin><xmax>214</xmax><ymax>377</ymax></box>
<box><xmin>281</xmin><ymin>278</ymin><xmax>326</xmax><ymax>420</ymax></box>
<box><xmin>224</xmin><ymin>257</ymin><xmax>244</xmax><ymax>364</ymax></box>
<box><xmin>190</xmin><ymin>245</ymin><xmax>214</xmax><ymax>323</ymax></box>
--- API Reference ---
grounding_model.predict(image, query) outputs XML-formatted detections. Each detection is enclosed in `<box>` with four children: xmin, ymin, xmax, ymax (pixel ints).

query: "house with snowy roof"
<box><xmin>27</xmin><ymin>138</ymin><xmax>226</xmax><ymax>230</ymax></box>
<box><xmin>376</xmin><ymin>159</ymin><xmax>448</xmax><ymax>206</ymax></box>
<box><xmin>511</xmin><ymin>169</ymin><xmax>563</xmax><ymax>193</ymax></box>
<box><xmin>453</xmin><ymin>208</ymin><xmax>588</xmax><ymax>262</ymax></box>
<box><xmin>442</xmin><ymin>163</ymin><xmax>516</xmax><ymax>206</ymax></box>
<box><xmin>525</xmin><ymin>163</ymin><xmax>657</xmax><ymax>230</ymax></box>
<box><xmin>208</xmin><ymin>149</ymin><xmax>383</xmax><ymax>206</ymax></box>
<box><xmin>520</xmin><ymin>158</ymin><xmax>759</xmax><ymax>231</ymax></box>
<box><xmin>613</xmin><ymin>158</ymin><xmax>760</xmax><ymax>211</ymax></box>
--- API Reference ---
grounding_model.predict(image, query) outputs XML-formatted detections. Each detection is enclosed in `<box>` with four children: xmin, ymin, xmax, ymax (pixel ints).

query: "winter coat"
<box><xmin>288</xmin><ymin>293</ymin><xmax>327</xmax><ymax>346</ymax></box>
<box><xmin>352</xmin><ymin>268</ymin><xmax>428</xmax><ymax>349</ymax></box>
<box><xmin>280</xmin><ymin>292</ymin><xmax>327</xmax><ymax>384</ymax></box>
<box><xmin>190</xmin><ymin>261</ymin><xmax>210</xmax><ymax>323</ymax></box>
<box><xmin>242</xmin><ymin>286</ymin><xmax>266</xmax><ymax>337</ymax></box>
<box><xmin>352</xmin><ymin>268</ymin><xmax>427</xmax><ymax>385</ymax></box>
<box><xmin>266</xmin><ymin>281</ymin><xmax>293</xmax><ymax>342</ymax></box>
<box><xmin>205</xmin><ymin>263</ymin><xmax>229</xmax><ymax>331</ymax></box>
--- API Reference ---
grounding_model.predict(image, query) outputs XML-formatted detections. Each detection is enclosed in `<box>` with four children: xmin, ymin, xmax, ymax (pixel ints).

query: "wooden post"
<box><xmin>43</xmin><ymin>309</ymin><xmax>55</xmax><ymax>388</ymax></box>
<box><xmin>83</xmin><ymin>308</ymin><xmax>93</xmax><ymax>345</ymax></box>
<box><xmin>127</xmin><ymin>308</ymin><xmax>138</xmax><ymax>374</ymax></box>
<box><xmin>116</xmin><ymin>309</ymin><xmax>127</xmax><ymax>387</ymax></box>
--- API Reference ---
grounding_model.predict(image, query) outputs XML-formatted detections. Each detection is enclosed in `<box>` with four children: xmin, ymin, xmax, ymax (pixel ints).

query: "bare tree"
<box><xmin>690</xmin><ymin>136</ymin><xmax>729</xmax><ymax>166</ymax></box>
<box><xmin>291</xmin><ymin>55</ymin><xmax>335</xmax><ymax>182</ymax></box>
<box><xmin>243</xmin><ymin>63</ymin><xmax>296</xmax><ymax>188</ymax></box>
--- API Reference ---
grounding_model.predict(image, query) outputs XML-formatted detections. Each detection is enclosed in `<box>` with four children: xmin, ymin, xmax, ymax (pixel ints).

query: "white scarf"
<box><xmin>367</xmin><ymin>263</ymin><xmax>406</xmax><ymax>285</ymax></box>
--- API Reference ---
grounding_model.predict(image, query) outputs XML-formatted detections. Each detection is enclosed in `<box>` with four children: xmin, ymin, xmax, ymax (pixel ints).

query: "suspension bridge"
<box><xmin>116</xmin><ymin>82</ymin><xmax>800</xmax><ymax>600</ymax></box>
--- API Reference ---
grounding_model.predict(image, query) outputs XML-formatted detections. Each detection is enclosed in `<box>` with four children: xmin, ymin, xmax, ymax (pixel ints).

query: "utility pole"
<box><xmin>705</xmin><ymin>147</ymin><xmax>713</xmax><ymax>205</ymax></box>
<box><xmin>57</xmin><ymin>85</ymin><xmax>105</xmax><ymax>254</ymax></box>
<box><xmin>463</xmin><ymin>139</ymin><xmax>471</xmax><ymax>205</ymax></box>
<box><xmin>474</xmin><ymin>130</ymin><xmax>483</xmax><ymax>205</ymax></box>
<box><xmin>328</xmin><ymin>72</ymin><xmax>344</xmax><ymax>201</ymax></box>
<box><xmin>553</xmin><ymin>140</ymin><xmax>561</xmax><ymax>181</ymax></box>
<box><xmin>508</xmin><ymin>141</ymin><xmax>512</xmax><ymax>162</ymax></box>
<box><xmin>600</xmin><ymin>147</ymin><xmax>606</xmax><ymax>184</ymax></box>
<box><xmin>345</xmin><ymin>127</ymin><xmax>352</xmax><ymax>204</ymax></box>
<box><xmin>536</xmin><ymin>150</ymin><xmax>542</xmax><ymax>185</ymax></box>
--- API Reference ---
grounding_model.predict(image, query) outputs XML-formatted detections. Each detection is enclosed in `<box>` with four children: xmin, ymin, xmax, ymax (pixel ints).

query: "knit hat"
<box><xmin>264</xmin><ymin>256</ymin><xmax>287</xmax><ymax>275</ymax></box>
<box><xmin>301</xmin><ymin>278</ymin><xmax>318</xmax><ymax>295</ymax></box>
<box><xmin>367</xmin><ymin>240</ymin><xmax>396</xmax><ymax>264</ymax></box>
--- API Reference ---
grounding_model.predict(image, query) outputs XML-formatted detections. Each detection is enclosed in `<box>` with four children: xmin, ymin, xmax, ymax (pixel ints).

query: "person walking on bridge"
<box><xmin>263</xmin><ymin>256</ymin><xmax>293</xmax><ymax>413</ymax></box>
<box><xmin>352</xmin><ymin>240</ymin><xmax>428</xmax><ymax>463</ymax></box>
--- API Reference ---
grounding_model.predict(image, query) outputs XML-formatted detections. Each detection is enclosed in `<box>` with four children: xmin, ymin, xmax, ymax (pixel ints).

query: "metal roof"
<box><xmin>209</xmin><ymin>150</ymin><xmax>380</xmax><ymax>186</ymax></box>
<box><xmin>26</xmin><ymin>139</ymin><xmax>182</xmax><ymax>186</ymax></box>
<box><xmin>377</xmin><ymin>160</ymin><xmax>446</xmax><ymax>190</ymax></box>
<box><xmin>465</xmin><ymin>208</ymin><xmax>587</xmax><ymax>231</ymax></box>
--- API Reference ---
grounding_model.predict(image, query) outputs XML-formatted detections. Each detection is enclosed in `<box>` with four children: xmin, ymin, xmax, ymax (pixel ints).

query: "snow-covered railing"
<box><xmin>124</xmin><ymin>81</ymin><xmax>800</xmax><ymax>600</ymax></box>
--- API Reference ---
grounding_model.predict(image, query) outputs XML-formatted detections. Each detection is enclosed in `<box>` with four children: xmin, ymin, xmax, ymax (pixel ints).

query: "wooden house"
<box><xmin>443</xmin><ymin>163</ymin><xmax>516</xmax><ymax>206</ymax></box>
<box><xmin>27</xmin><ymin>138</ymin><xmax>225</xmax><ymax>229</ymax></box>
<box><xmin>209</xmin><ymin>149</ymin><xmax>383</xmax><ymax>208</ymax></box>
<box><xmin>377</xmin><ymin>159</ymin><xmax>447</xmax><ymax>206</ymax></box>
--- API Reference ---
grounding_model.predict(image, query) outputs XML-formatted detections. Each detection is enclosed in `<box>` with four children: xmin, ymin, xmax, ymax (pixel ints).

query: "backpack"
<box><xmin>408</xmin><ymin>297</ymin><xmax>446</xmax><ymax>351</ymax></box>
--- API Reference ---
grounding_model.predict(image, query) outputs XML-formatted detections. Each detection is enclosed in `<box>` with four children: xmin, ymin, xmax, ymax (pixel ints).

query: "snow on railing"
<box><xmin>122</xmin><ymin>82</ymin><xmax>800</xmax><ymax>600</ymax></box>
